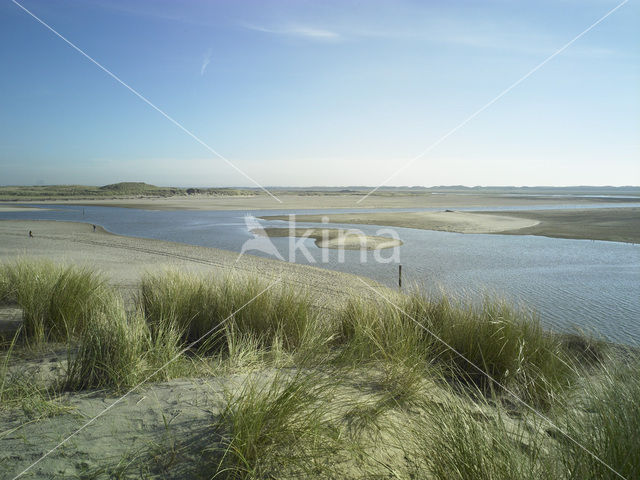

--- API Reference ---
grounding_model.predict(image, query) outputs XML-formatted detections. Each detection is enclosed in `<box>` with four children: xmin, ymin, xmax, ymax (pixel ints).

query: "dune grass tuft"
<box><xmin>338</xmin><ymin>291</ymin><xmax>575</xmax><ymax>407</ymax></box>
<box><xmin>64</xmin><ymin>297</ymin><xmax>147</xmax><ymax>391</ymax></box>
<box><xmin>210</xmin><ymin>372</ymin><xmax>341</xmax><ymax>479</ymax></box>
<box><xmin>417</xmin><ymin>295</ymin><xmax>575</xmax><ymax>407</ymax></box>
<box><xmin>560</xmin><ymin>359</ymin><xmax>640</xmax><ymax>480</ymax></box>
<box><xmin>404</xmin><ymin>393</ymin><xmax>557</xmax><ymax>480</ymax></box>
<box><xmin>140</xmin><ymin>271</ymin><xmax>318</xmax><ymax>355</ymax></box>
<box><xmin>0</xmin><ymin>259</ymin><xmax>114</xmax><ymax>344</ymax></box>
<box><xmin>338</xmin><ymin>296</ymin><xmax>428</xmax><ymax>365</ymax></box>
<box><xmin>0</xmin><ymin>259</ymin><xmax>61</xmax><ymax>343</ymax></box>
<box><xmin>2</xmin><ymin>262</ymin><xmax>638</xmax><ymax>478</ymax></box>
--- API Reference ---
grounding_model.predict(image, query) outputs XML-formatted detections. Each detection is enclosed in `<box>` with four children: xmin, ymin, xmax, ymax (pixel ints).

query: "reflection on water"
<box><xmin>1</xmin><ymin>204</ymin><xmax>638</xmax><ymax>345</ymax></box>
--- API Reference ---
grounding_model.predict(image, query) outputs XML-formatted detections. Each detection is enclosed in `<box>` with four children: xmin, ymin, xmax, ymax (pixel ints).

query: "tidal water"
<box><xmin>1</xmin><ymin>204</ymin><xmax>638</xmax><ymax>345</ymax></box>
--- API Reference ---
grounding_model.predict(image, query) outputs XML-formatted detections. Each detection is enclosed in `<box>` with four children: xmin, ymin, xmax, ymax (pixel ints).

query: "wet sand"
<box><xmin>258</xmin><ymin>227</ymin><xmax>403</xmax><ymax>250</ymax></box>
<box><xmin>263</xmin><ymin>208</ymin><xmax>640</xmax><ymax>243</ymax></box>
<box><xmin>0</xmin><ymin>205</ymin><xmax>53</xmax><ymax>212</ymax></box>
<box><xmin>263</xmin><ymin>211</ymin><xmax>540</xmax><ymax>234</ymax></box>
<box><xmin>483</xmin><ymin>207</ymin><xmax>640</xmax><ymax>243</ymax></box>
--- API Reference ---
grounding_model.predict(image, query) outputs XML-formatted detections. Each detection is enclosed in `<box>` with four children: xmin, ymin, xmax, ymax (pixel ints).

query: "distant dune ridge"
<box><xmin>1</xmin><ymin>182</ymin><xmax>639</xmax><ymax>201</ymax></box>
<box><xmin>0</xmin><ymin>182</ymin><xmax>253</xmax><ymax>200</ymax></box>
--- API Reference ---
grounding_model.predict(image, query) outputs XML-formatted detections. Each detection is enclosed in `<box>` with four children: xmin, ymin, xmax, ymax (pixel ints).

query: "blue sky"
<box><xmin>1</xmin><ymin>0</ymin><xmax>638</xmax><ymax>187</ymax></box>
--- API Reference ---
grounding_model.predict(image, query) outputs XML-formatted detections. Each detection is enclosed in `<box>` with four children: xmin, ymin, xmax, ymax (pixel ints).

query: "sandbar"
<box><xmin>256</xmin><ymin>227</ymin><xmax>403</xmax><ymax>250</ymax></box>
<box><xmin>263</xmin><ymin>207</ymin><xmax>640</xmax><ymax>243</ymax></box>
<box><xmin>478</xmin><ymin>207</ymin><xmax>640</xmax><ymax>243</ymax></box>
<box><xmin>0</xmin><ymin>205</ymin><xmax>52</xmax><ymax>212</ymax></box>
<box><xmin>262</xmin><ymin>211</ymin><xmax>540</xmax><ymax>234</ymax></box>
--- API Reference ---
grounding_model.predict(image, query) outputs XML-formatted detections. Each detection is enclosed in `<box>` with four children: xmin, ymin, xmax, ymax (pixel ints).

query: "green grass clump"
<box><xmin>47</xmin><ymin>266</ymin><xmax>112</xmax><ymax>338</ymax></box>
<box><xmin>1</xmin><ymin>259</ymin><xmax>61</xmax><ymax>342</ymax></box>
<box><xmin>405</xmin><ymin>394</ymin><xmax>556</xmax><ymax>480</ymax></box>
<box><xmin>338</xmin><ymin>297</ymin><xmax>427</xmax><ymax>364</ymax></box>
<box><xmin>140</xmin><ymin>271</ymin><xmax>318</xmax><ymax>354</ymax></box>
<box><xmin>3</xmin><ymin>262</ymin><xmax>637</xmax><ymax>478</ymax></box>
<box><xmin>413</xmin><ymin>295</ymin><xmax>574</xmax><ymax>407</ymax></box>
<box><xmin>64</xmin><ymin>298</ymin><xmax>192</xmax><ymax>391</ymax></box>
<box><xmin>338</xmin><ymin>291</ymin><xmax>574</xmax><ymax>407</ymax></box>
<box><xmin>560</xmin><ymin>359</ymin><xmax>640</xmax><ymax>480</ymax></box>
<box><xmin>211</xmin><ymin>372</ymin><xmax>340</xmax><ymax>479</ymax></box>
<box><xmin>0</xmin><ymin>259</ymin><xmax>114</xmax><ymax>343</ymax></box>
<box><xmin>64</xmin><ymin>298</ymin><xmax>146</xmax><ymax>391</ymax></box>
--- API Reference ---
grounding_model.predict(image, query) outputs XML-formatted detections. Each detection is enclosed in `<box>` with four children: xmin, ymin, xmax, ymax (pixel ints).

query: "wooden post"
<box><xmin>398</xmin><ymin>264</ymin><xmax>402</xmax><ymax>289</ymax></box>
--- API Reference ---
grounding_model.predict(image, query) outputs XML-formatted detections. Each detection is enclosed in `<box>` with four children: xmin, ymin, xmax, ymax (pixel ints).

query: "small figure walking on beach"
<box><xmin>93</xmin><ymin>224</ymin><xmax>96</xmax><ymax>232</ymax></box>
<box><xmin>28</xmin><ymin>230</ymin><xmax>33</xmax><ymax>238</ymax></box>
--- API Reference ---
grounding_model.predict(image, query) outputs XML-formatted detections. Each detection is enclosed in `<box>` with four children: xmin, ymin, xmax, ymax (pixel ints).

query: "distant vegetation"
<box><xmin>0</xmin><ymin>182</ymin><xmax>254</xmax><ymax>200</ymax></box>
<box><xmin>271</xmin><ymin>185</ymin><xmax>640</xmax><ymax>196</ymax></box>
<box><xmin>1</xmin><ymin>182</ymin><xmax>638</xmax><ymax>201</ymax></box>
<box><xmin>1</xmin><ymin>260</ymin><xmax>638</xmax><ymax>478</ymax></box>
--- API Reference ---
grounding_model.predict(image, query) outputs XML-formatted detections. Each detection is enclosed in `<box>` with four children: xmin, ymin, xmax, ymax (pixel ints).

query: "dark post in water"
<box><xmin>398</xmin><ymin>264</ymin><xmax>402</xmax><ymax>289</ymax></box>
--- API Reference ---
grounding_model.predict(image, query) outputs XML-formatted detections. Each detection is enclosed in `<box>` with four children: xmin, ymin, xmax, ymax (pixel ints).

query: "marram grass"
<box><xmin>210</xmin><ymin>371</ymin><xmax>343</xmax><ymax>479</ymax></box>
<box><xmin>338</xmin><ymin>291</ymin><xmax>576</xmax><ymax>407</ymax></box>
<box><xmin>0</xmin><ymin>259</ymin><xmax>114</xmax><ymax>343</ymax></box>
<box><xmin>3</xmin><ymin>261</ymin><xmax>638</xmax><ymax>479</ymax></box>
<box><xmin>139</xmin><ymin>271</ymin><xmax>319</xmax><ymax>354</ymax></box>
<box><xmin>560</xmin><ymin>359</ymin><xmax>640</xmax><ymax>480</ymax></box>
<box><xmin>64</xmin><ymin>299</ymin><xmax>146</xmax><ymax>391</ymax></box>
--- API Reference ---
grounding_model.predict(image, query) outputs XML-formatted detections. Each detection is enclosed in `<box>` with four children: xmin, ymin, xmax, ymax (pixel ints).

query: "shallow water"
<box><xmin>1</xmin><ymin>204</ymin><xmax>638</xmax><ymax>345</ymax></box>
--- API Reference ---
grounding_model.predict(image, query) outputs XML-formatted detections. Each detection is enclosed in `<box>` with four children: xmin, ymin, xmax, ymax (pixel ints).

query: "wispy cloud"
<box><xmin>242</xmin><ymin>23</ymin><xmax>341</xmax><ymax>41</ymax></box>
<box><xmin>200</xmin><ymin>49</ymin><xmax>212</xmax><ymax>76</ymax></box>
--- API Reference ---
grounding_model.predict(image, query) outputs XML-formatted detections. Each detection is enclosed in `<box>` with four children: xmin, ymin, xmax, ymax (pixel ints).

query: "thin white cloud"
<box><xmin>287</xmin><ymin>26</ymin><xmax>341</xmax><ymax>39</ymax></box>
<box><xmin>240</xmin><ymin>20</ymin><xmax>625</xmax><ymax>58</ymax></box>
<box><xmin>200</xmin><ymin>49</ymin><xmax>212</xmax><ymax>76</ymax></box>
<box><xmin>242</xmin><ymin>23</ymin><xmax>341</xmax><ymax>41</ymax></box>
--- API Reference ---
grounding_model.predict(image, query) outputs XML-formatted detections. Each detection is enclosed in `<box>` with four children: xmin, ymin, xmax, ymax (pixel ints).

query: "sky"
<box><xmin>0</xmin><ymin>0</ymin><xmax>639</xmax><ymax>187</ymax></box>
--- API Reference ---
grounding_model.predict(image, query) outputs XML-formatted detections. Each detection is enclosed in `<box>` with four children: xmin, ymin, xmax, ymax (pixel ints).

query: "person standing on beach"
<box><xmin>93</xmin><ymin>224</ymin><xmax>96</xmax><ymax>232</ymax></box>
<box><xmin>28</xmin><ymin>230</ymin><xmax>33</xmax><ymax>238</ymax></box>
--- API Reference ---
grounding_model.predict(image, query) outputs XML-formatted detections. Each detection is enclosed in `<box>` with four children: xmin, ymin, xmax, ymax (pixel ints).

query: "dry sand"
<box><xmin>0</xmin><ymin>365</ymin><xmax>482</xmax><ymax>479</ymax></box>
<box><xmin>0</xmin><ymin>370</ymin><xmax>280</xmax><ymax>479</ymax></box>
<box><xmin>0</xmin><ymin>220</ymin><xmax>378</xmax><ymax>308</ymax></box>
<box><xmin>257</xmin><ymin>227</ymin><xmax>403</xmax><ymax>250</ymax></box>
<box><xmin>10</xmin><ymin>192</ymin><xmax>636</xmax><ymax>211</ymax></box>
<box><xmin>263</xmin><ymin>210</ymin><xmax>540</xmax><ymax>234</ymax></box>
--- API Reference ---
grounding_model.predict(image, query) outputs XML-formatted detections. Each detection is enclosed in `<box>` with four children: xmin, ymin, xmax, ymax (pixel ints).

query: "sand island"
<box><xmin>254</xmin><ymin>227</ymin><xmax>403</xmax><ymax>250</ymax></box>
